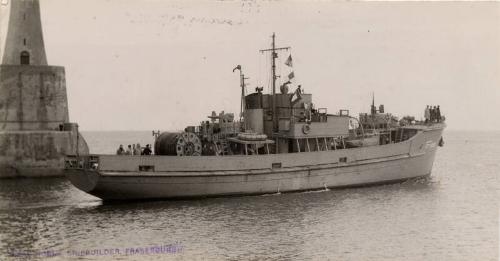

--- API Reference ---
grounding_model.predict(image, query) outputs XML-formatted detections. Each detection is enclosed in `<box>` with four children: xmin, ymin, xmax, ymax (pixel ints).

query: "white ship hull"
<box><xmin>66</xmin><ymin>125</ymin><xmax>444</xmax><ymax>200</ymax></box>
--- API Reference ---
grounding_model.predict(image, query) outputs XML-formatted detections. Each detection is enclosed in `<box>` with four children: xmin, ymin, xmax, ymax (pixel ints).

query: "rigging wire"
<box><xmin>285</xmin><ymin>49</ymin><xmax>293</xmax><ymax>88</ymax></box>
<box><xmin>257</xmin><ymin>50</ymin><xmax>262</xmax><ymax>90</ymax></box>
<box><xmin>267</xmin><ymin>52</ymin><xmax>271</xmax><ymax>95</ymax></box>
<box><xmin>290</xmin><ymin>50</ymin><xmax>298</xmax><ymax>90</ymax></box>
<box><xmin>278</xmin><ymin>52</ymin><xmax>283</xmax><ymax>90</ymax></box>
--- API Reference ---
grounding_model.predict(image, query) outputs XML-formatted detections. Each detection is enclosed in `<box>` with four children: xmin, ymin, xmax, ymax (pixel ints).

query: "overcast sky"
<box><xmin>39</xmin><ymin>0</ymin><xmax>500</xmax><ymax>131</ymax></box>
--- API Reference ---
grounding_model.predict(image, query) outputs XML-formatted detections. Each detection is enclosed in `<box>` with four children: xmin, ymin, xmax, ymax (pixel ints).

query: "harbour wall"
<box><xmin>0</xmin><ymin>129</ymin><xmax>88</xmax><ymax>178</ymax></box>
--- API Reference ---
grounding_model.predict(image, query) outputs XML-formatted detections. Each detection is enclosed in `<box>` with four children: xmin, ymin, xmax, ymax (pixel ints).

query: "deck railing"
<box><xmin>65</xmin><ymin>155</ymin><xmax>99</xmax><ymax>170</ymax></box>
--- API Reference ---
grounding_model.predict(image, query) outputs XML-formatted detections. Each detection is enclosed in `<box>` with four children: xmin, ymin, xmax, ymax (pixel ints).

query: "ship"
<box><xmin>65</xmin><ymin>34</ymin><xmax>445</xmax><ymax>200</ymax></box>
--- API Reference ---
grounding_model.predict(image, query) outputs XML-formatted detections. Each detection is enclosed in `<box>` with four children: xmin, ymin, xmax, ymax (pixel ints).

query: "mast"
<box><xmin>233</xmin><ymin>65</ymin><xmax>247</xmax><ymax>127</ymax></box>
<box><xmin>271</xmin><ymin>33</ymin><xmax>277</xmax><ymax>96</ymax></box>
<box><xmin>241</xmin><ymin>73</ymin><xmax>246</xmax><ymax>122</ymax></box>
<box><xmin>260</xmin><ymin>33</ymin><xmax>290</xmax><ymax>132</ymax></box>
<box><xmin>271</xmin><ymin>33</ymin><xmax>278</xmax><ymax>132</ymax></box>
<box><xmin>371</xmin><ymin>92</ymin><xmax>376</xmax><ymax>115</ymax></box>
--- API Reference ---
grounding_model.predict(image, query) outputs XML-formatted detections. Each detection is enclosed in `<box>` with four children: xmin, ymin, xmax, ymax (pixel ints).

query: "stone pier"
<box><xmin>0</xmin><ymin>0</ymin><xmax>88</xmax><ymax>177</ymax></box>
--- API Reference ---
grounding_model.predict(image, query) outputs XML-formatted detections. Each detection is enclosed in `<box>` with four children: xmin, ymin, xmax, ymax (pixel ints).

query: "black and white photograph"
<box><xmin>0</xmin><ymin>0</ymin><xmax>498</xmax><ymax>260</ymax></box>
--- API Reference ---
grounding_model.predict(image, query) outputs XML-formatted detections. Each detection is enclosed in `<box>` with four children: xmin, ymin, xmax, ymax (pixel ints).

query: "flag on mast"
<box><xmin>285</xmin><ymin>54</ymin><xmax>293</xmax><ymax>67</ymax></box>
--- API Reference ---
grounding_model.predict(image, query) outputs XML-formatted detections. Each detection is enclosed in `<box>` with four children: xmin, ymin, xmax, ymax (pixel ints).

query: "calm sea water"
<box><xmin>0</xmin><ymin>130</ymin><xmax>498</xmax><ymax>260</ymax></box>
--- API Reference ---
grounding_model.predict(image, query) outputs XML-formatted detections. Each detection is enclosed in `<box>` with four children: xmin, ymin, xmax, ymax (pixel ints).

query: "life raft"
<box><xmin>237</xmin><ymin>132</ymin><xmax>267</xmax><ymax>141</ymax></box>
<box><xmin>302</xmin><ymin>124</ymin><xmax>311</xmax><ymax>134</ymax></box>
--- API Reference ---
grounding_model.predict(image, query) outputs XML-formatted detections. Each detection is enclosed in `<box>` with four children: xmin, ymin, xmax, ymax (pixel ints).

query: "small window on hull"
<box><xmin>139</xmin><ymin>165</ymin><xmax>155</xmax><ymax>172</ymax></box>
<box><xmin>20</xmin><ymin>51</ymin><xmax>30</xmax><ymax>65</ymax></box>
<box><xmin>272</xmin><ymin>163</ymin><xmax>282</xmax><ymax>169</ymax></box>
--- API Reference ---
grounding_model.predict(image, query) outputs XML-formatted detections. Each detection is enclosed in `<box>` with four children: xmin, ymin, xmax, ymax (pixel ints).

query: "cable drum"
<box><xmin>154</xmin><ymin>132</ymin><xmax>202</xmax><ymax>156</ymax></box>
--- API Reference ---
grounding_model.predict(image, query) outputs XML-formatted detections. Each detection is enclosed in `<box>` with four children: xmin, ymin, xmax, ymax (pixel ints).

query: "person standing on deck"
<box><xmin>125</xmin><ymin>145</ymin><xmax>132</xmax><ymax>155</ymax></box>
<box><xmin>134</xmin><ymin>143</ymin><xmax>142</xmax><ymax>155</ymax></box>
<box><xmin>429</xmin><ymin>106</ymin><xmax>435</xmax><ymax>122</ymax></box>
<box><xmin>424</xmin><ymin>105</ymin><xmax>430</xmax><ymax>123</ymax></box>
<box><xmin>436</xmin><ymin>105</ymin><xmax>441</xmax><ymax>122</ymax></box>
<box><xmin>116</xmin><ymin>145</ymin><xmax>125</xmax><ymax>155</ymax></box>
<box><xmin>433</xmin><ymin>106</ymin><xmax>438</xmax><ymax>122</ymax></box>
<box><xmin>142</xmin><ymin>144</ymin><xmax>152</xmax><ymax>155</ymax></box>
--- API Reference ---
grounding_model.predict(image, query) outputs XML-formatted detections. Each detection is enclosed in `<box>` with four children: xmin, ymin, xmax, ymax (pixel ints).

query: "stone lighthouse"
<box><xmin>0</xmin><ymin>0</ymin><xmax>88</xmax><ymax>177</ymax></box>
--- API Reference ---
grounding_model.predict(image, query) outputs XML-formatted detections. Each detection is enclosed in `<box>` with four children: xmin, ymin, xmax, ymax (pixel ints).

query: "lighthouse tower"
<box><xmin>0</xmin><ymin>0</ymin><xmax>47</xmax><ymax>65</ymax></box>
<box><xmin>0</xmin><ymin>0</ymin><xmax>88</xmax><ymax>177</ymax></box>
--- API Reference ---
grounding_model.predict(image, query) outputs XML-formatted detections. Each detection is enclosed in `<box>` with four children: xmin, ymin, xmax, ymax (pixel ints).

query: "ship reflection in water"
<box><xmin>0</xmin><ymin>130</ymin><xmax>497</xmax><ymax>260</ymax></box>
